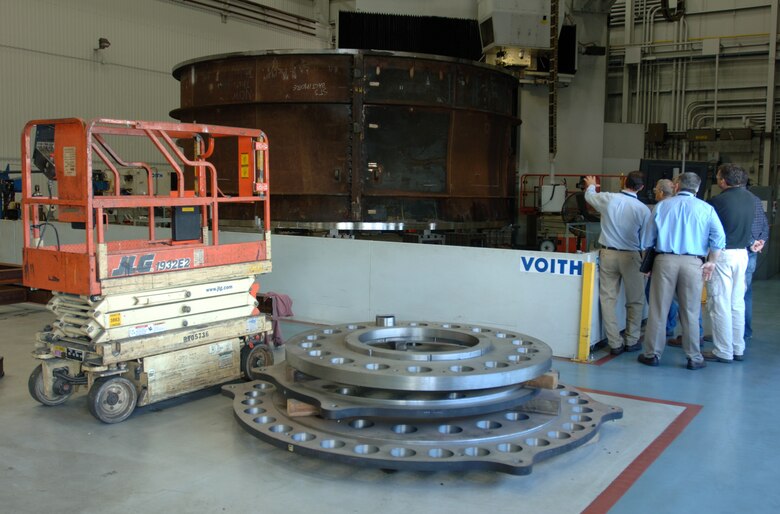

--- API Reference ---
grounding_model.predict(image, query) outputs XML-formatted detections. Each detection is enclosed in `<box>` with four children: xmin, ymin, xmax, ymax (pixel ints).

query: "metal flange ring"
<box><xmin>284</xmin><ymin>321</ymin><xmax>553</xmax><ymax>391</ymax></box>
<box><xmin>257</xmin><ymin>365</ymin><xmax>541</xmax><ymax>419</ymax></box>
<box><xmin>223</xmin><ymin>380</ymin><xmax>623</xmax><ymax>475</ymax></box>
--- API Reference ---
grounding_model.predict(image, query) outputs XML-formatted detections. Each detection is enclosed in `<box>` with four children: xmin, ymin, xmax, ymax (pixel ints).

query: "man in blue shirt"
<box><xmin>639</xmin><ymin>172</ymin><xmax>726</xmax><ymax>369</ymax></box>
<box><xmin>743</xmin><ymin>180</ymin><xmax>769</xmax><ymax>345</ymax></box>
<box><xmin>584</xmin><ymin>171</ymin><xmax>650</xmax><ymax>355</ymax></box>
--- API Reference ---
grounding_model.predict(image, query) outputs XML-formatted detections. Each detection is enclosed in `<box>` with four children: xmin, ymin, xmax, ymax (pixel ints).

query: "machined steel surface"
<box><xmin>224</xmin><ymin>380</ymin><xmax>622</xmax><ymax>475</ymax></box>
<box><xmin>257</xmin><ymin>365</ymin><xmax>540</xmax><ymax>420</ymax></box>
<box><xmin>284</xmin><ymin>322</ymin><xmax>553</xmax><ymax>391</ymax></box>
<box><xmin>226</xmin><ymin>318</ymin><xmax>623</xmax><ymax>475</ymax></box>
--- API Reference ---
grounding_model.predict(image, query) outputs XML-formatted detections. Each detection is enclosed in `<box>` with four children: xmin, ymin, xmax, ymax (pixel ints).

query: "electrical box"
<box><xmin>172</xmin><ymin>206</ymin><xmax>201</xmax><ymax>241</ymax></box>
<box><xmin>625</xmin><ymin>46</ymin><xmax>642</xmax><ymax>64</ymax></box>
<box><xmin>537</xmin><ymin>183</ymin><xmax>567</xmax><ymax>213</ymax></box>
<box><xmin>701</xmin><ymin>38</ymin><xmax>720</xmax><ymax>56</ymax></box>
<box><xmin>647</xmin><ymin>123</ymin><xmax>667</xmax><ymax>144</ymax></box>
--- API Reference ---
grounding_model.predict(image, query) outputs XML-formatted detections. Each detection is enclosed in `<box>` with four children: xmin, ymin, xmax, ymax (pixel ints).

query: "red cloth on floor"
<box><xmin>264</xmin><ymin>292</ymin><xmax>293</xmax><ymax>346</ymax></box>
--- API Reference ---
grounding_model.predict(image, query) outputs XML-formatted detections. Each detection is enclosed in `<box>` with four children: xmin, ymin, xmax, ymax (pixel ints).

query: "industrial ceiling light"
<box><xmin>94</xmin><ymin>37</ymin><xmax>111</xmax><ymax>51</ymax></box>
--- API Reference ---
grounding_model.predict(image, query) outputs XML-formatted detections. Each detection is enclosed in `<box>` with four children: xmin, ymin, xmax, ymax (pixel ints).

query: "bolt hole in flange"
<box><xmin>227</xmin><ymin>319</ymin><xmax>623</xmax><ymax>475</ymax></box>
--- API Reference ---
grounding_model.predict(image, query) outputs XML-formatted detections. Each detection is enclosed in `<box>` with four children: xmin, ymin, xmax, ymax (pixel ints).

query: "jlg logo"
<box><xmin>111</xmin><ymin>254</ymin><xmax>155</xmax><ymax>276</ymax></box>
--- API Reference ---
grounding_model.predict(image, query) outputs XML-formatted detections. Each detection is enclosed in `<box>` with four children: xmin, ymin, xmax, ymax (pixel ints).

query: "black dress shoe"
<box><xmin>702</xmin><ymin>351</ymin><xmax>731</xmax><ymax>363</ymax></box>
<box><xmin>686</xmin><ymin>359</ymin><xmax>707</xmax><ymax>370</ymax></box>
<box><xmin>610</xmin><ymin>345</ymin><xmax>625</xmax><ymax>356</ymax></box>
<box><xmin>624</xmin><ymin>342</ymin><xmax>642</xmax><ymax>352</ymax></box>
<box><xmin>637</xmin><ymin>354</ymin><xmax>659</xmax><ymax>366</ymax></box>
<box><xmin>734</xmin><ymin>354</ymin><xmax>744</xmax><ymax>361</ymax></box>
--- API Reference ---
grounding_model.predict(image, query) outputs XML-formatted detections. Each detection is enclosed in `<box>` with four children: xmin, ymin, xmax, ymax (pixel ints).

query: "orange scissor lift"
<box><xmin>22</xmin><ymin>118</ymin><xmax>274</xmax><ymax>423</ymax></box>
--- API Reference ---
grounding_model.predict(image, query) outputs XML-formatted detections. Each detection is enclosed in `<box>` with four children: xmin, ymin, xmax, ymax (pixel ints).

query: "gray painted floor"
<box><xmin>1</xmin><ymin>276</ymin><xmax>778</xmax><ymax>513</ymax></box>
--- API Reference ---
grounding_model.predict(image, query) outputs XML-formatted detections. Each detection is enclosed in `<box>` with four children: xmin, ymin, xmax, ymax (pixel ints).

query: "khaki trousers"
<box><xmin>643</xmin><ymin>254</ymin><xmax>704</xmax><ymax>363</ymax></box>
<box><xmin>598</xmin><ymin>249</ymin><xmax>645</xmax><ymax>349</ymax></box>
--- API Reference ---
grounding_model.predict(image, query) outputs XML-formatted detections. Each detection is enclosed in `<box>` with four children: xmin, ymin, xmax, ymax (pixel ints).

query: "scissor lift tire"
<box><xmin>28</xmin><ymin>364</ymin><xmax>72</xmax><ymax>406</ymax></box>
<box><xmin>242</xmin><ymin>344</ymin><xmax>274</xmax><ymax>381</ymax></box>
<box><xmin>88</xmin><ymin>376</ymin><xmax>138</xmax><ymax>424</ymax></box>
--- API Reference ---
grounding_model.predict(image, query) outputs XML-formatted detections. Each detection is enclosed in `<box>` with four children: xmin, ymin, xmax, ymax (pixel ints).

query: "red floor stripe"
<box><xmin>552</xmin><ymin>353</ymin><xmax>616</xmax><ymax>366</ymax></box>
<box><xmin>578</xmin><ymin>388</ymin><xmax>703</xmax><ymax>514</ymax></box>
<box><xmin>590</xmin><ymin>353</ymin><xmax>616</xmax><ymax>366</ymax></box>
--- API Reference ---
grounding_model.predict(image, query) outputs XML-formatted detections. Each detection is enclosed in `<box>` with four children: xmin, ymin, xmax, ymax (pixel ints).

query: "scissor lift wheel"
<box><xmin>242</xmin><ymin>344</ymin><xmax>274</xmax><ymax>381</ymax></box>
<box><xmin>88</xmin><ymin>376</ymin><xmax>138</xmax><ymax>424</ymax></box>
<box><xmin>28</xmin><ymin>364</ymin><xmax>73</xmax><ymax>406</ymax></box>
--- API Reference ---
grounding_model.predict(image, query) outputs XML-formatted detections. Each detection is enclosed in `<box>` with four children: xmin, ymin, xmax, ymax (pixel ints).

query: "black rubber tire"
<box><xmin>242</xmin><ymin>344</ymin><xmax>274</xmax><ymax>381</ymax></box>
<box><xmin>88</xmin><ymin>376</ymin><xmax>137</xmax><ymax>424</ymax></box>
<box><xmin>28</xmin><ymin>364</ymin><xmax>72</xmax><ymax>406</ymax></box>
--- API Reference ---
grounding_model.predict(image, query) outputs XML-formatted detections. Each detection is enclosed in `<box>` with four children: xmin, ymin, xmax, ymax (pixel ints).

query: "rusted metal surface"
<box><xmin>0</xmin><ymin>285</ymin><xmax>27</xmax><ymax>305</ymax></box>
<box><xmin>0</xmin><ymin>263</ymin><xmax>23</xmax><ymax>285</ymax></box>
<box><xmin>171</xmin><ymin>50</ymin><xmax>519</xmax><ymax>229</ymax></box>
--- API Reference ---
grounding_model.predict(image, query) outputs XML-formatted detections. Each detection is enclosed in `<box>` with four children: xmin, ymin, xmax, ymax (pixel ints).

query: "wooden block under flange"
<box><xmin>523</xmin><ymin>370</ymin><xmax>559</xmax><ymax>389</ymax></box>
<box><xmin>287</xmin><ymin>398</ymin><xmax>320</xmax><ymax>418</ymax></box>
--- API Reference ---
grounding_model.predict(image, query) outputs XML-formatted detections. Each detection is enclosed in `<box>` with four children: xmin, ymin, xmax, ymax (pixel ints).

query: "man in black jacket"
<box><xmin>705</xmin><ymin>164</ymin><xmax>755</xmax><ymax>362</ymax></box>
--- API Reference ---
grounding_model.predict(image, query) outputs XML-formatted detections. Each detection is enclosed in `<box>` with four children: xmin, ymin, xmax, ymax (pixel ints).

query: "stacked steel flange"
<box><xmin>223</xmin><ymin>316</ymin><xmax>623</xmax><ymax>475</ymax></box>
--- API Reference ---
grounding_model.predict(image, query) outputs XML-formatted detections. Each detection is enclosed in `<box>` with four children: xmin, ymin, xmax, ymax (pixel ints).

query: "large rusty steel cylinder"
<box><xmin>171</xmin><ymin>50</ymin><xmax>519</xmax><ymax>229</ymax></box>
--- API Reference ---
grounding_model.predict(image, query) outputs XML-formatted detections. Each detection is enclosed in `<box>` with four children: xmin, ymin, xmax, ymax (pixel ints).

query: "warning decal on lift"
<box><xmin>63</xmin><ymin>147</ymin><xmax>76</xmax><ymax>177</ymax></box>
<box><xmin>109</xmin><ymin>313</ymin><xmax>122</xmax><ymax>327</ymax></box>
<box><xmin>128</xmin><ymin>322</ymin><xmax>167</xmax><ymax>337</ymax></box>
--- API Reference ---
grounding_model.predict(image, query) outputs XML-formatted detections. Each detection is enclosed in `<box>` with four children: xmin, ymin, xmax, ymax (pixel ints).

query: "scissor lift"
<box><xmin>21</xmin><ymin>118</ymin><xmax>275</xmax><ymax>423</ymax></box>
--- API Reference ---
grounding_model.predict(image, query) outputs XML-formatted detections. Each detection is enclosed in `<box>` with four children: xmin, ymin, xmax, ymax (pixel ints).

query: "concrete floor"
<box><xmin>1</xmin><ymin>277</ymin><xmax>778</xmax><ymax>513</ymax></box>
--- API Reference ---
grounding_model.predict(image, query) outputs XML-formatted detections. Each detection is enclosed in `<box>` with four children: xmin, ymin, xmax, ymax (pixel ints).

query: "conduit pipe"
<box><xmin>762</xmin><ymin>0</ymin><xmax>778</xmax><ymax>185</ymax></box>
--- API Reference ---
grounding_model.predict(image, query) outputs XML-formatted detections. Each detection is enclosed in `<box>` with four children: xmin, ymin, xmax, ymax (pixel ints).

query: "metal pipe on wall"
<box><xmin>635</xmin><ymin>63</ymin><xmax>642</xmax><ymax>123</ymax></box>
<box><xmin>643</xmin><ymin>5</ymin><xmax>662</xmax><ymax>125</ymax></box>
<box><xmin>688</xmin><ymin>100</ymin><xmax>750</xmax><ymax>126</ymax></box>
<box><xmin>762</xmin><ymin>0</ymin><xmax>778</xmax><ymax>186</ymax></box>
<box><xmin>694</xmin><ymin>113</ymin><xmax>767</xmax><ymax>129</ymax></box>
<box><xmin>713</xmin><ymin>52</ymin><xmax>720</xmax><ymax>126</ymax></box>
<box><xmin>621</xmin><ymin>0</ymin><xmax>635</xmax><ymax>123</ymax></box>
<box><xmin>681</xmin><ymin>18</ymin><xmax>689</xmax><ymax>132</ymax></box>
<box><xmin>688</xmin><ymin>100</ymin><xmax>768</xmax><ymax>129</ymax></box>
<box><xmin>655</xmin><ymin>62</ymin><xmax>662</xmax><ymax>123</ymax></box>
<box><xmin>671</xmin><ymin>30</ymin><xmax>678</xmax><ymax>130</ymax></box>
<box><xmin>677</xmin><ymin>19</ymin><xmax>684</xmax><ymax>132</ymax></box>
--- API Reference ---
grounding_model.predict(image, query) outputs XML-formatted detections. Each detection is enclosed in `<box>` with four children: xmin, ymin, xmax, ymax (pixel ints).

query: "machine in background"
<box><xmin>519</xmin><ymin>173</ymin><xmax>606</xmax><ymax>253</ymax></box>
<box><xmin>21</xmin><ymin>118</ymin><xmax>274</xmax><ymax>423</ymax></box>
<box><xmin>1</xmin><ymin>165</ymin><xmax>21</xmax><ymax>220</ymax></box>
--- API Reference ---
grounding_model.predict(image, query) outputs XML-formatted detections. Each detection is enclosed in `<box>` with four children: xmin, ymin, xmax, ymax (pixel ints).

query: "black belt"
<box><xmin>603</xmin><ymin>246</ymin><xmax>637</xmax><ymax>252</ymax></box>
<box><xmin>655</xmin><ymin>251</ymin><xmax>706</xmax><ymax>261</ymax></box>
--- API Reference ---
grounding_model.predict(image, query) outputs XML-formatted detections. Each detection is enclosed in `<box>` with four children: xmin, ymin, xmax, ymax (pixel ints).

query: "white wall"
<box><xmin>519</xmin><ymin>12</ymin><xmax>611</xmax><ymax>175</ymax></box>
<box><xmin>258</xmin><ymin>235</ymin><xmax>603</xmax><ymax>358</ymax></box>
<box><xmin>602</xmin><ymin>122</ymin><xmax>644</xmax><ymax>174</ymax></box>
<box><xmin>0</xmin><ymin>0</ymin><xmax>326</xmax><ymax>167</ymax></box>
